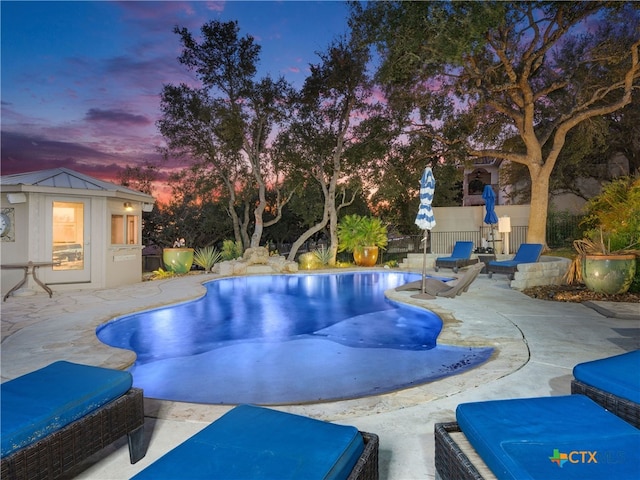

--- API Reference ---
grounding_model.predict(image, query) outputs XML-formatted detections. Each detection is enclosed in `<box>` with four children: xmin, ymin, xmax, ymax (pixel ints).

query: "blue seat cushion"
<box><xmin>456</xmin><ymin>395</ymin><xmax>640</xmax><ymax>480</ymax></box>
<box><xmin>437</xmin><ymin>241</ymin><xmax>474</xmax><ymax>261</ymax></box>
<box><xmin>1</xmin><ymin>361</ymin><xmax>133</xmax><ymax>457</ymax></box>
<box><xmin>573</xmin><ymin>350</ymin><xmax>640</xmax><ymax>403</ymax></box>
<box><xmin>487</xmin><ymin>260</ymin><xmax>518</xmax><ymax>268</ymax></box>
<box><xmin>132</xmin><ymin>404</ymin><xmax>364</xmax><ymax>480</ymax></box>
<box><xmin>512</xmin><ymin>243</ymin><xmax>543</xmax><ymax>262</ymax></box>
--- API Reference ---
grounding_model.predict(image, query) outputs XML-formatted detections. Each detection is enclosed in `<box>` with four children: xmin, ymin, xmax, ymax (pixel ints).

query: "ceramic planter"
<box><xmin>353</xmin><ymin>246</ymin><xmax>379</xmax><ymax>267</ymax></box>
<box><xmin>163</xmin><ymin>248</ymin><xmax>194</xmax><ymax>274</ymax></box>
<box><xmin>582</xmin><ymin>254</ymin><xmax>636</xmax><ymax>295</ymax></box>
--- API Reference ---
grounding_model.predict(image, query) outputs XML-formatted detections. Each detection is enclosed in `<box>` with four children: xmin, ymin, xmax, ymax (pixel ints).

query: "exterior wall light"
<box><xmin>124</xmin><ymin>202</ymin><xmax>133</xmax><ymax>211</ymax></box>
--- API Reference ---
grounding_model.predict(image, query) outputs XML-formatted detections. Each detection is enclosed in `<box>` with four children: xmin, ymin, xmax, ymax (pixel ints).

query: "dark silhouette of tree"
<box><xmin>353</xmin><ymin>1</ymin><xmax>640</xmax><ymax>245</ymax></box>
<box><xmin>158</xmin><ymin>20</ymin><xmax>294</xmax><ymax>250</ymax></box>
<box><xmin>275</xmin><ymin>34</ymin><xmax>390</xmax><ymax>263</ymax></box>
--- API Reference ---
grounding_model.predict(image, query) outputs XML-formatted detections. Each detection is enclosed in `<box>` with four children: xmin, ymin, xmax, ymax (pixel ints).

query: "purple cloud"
<box><xmin>85</xmin><ymin>108</ymin><xmax>151</xmax><ymax>125</ymax></box>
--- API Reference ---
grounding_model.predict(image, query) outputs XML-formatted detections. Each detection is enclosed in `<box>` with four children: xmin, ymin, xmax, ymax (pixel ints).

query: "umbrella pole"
<box><xmin>421</xmin><ymin>229</ymin><xmax>428</xmax><ymax>293</ymax></box>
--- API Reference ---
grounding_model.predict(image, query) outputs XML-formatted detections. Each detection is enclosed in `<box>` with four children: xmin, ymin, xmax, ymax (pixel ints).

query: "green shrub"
<box><xmin>221</xmin><ymin>240</ymin><xmax>243</xmax><ymax>261</ymax></box>
<box><xmin>299</xmin><ymin>252</ymin><xmax>322</xmax><ymax>270</ymax></box>
<box><xmin>337</xmin><ymin>215</ymin><xmax>388</xmax><ymax>253</ymax></box>
<box><xmin>151</xmin><ymin>268</ymin><xmax>175</xmax><ymax>280</ymax></box>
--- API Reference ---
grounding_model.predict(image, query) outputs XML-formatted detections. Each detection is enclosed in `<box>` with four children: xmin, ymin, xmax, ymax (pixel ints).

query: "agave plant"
<box><xmin>312</xmin><ymin>245</ymin><xmax>332</xmax><ymax>266</ymax></box>
<box><xmin>193</xmin><ymin>246</ymin><xmax>222</xmax><ymax>271</ymax></box>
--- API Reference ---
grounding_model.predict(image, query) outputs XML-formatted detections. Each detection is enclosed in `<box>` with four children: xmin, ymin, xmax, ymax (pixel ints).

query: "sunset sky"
<box><xmin>1</xmin><ymin>1</ymin><xmax>351</xmax><ymax>199</ymax></box>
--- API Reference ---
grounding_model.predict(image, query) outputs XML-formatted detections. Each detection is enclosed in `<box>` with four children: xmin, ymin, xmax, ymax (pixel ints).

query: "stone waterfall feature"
<box><xmin>214</xmin><ymin>247</ymin><xmax>299</xmax><ymax>276</ymax></box>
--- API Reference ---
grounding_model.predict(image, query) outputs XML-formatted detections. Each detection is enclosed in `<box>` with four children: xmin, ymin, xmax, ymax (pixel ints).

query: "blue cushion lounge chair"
<box><xmin>571</xmin><ymin>350</ymin><xmax>640</xmax><ymax>428</ymax></box>
<box><xmin>133</xmin><ymin>404</ymin><xmax>378</xmax><ymax>480</ymax></box>
<box><xmin>1</xmin><ymin>361</ymin><xmax>145</xmax><ymax>480</ymax></box>
<box><xmin>435</xmin><ymin>395</ymin><xmax>640</xmax><ymax>480</ymax></box>
<box><xmin>434</xmin><ymin>241</ymin><xmax>479</xmax><ymax>273</ymax></box>
<box><xmin>486</xmin><ymin>243</ymin><xmax>543</xmax><ymax>280</ymax></box>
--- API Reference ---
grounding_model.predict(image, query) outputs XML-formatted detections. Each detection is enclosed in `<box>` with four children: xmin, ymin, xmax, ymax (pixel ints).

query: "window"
<box><xmin>111</xmin><ymin>214</ymin><xmax>139</xmax><ymax>245</ymax></box>
<box><xmin>52</xmin><ymin>201</ymin><xmax>84</xmax><ymax>270</ymax></box>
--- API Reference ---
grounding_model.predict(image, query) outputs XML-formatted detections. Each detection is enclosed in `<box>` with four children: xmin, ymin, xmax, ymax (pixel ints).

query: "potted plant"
<box><xmin>566</xmin><ymin>175</ymin><xmax>639</xmax><ymax>294</ymax></box>
<box><xmin>337</xmin><ymin>214</ymin><xmax>388</xmax><ymax>267</ymax></box>
<box><xmin>163</xmin><ymin>238</ymin><xmax>195</xmax><ymax>274</ymax></box>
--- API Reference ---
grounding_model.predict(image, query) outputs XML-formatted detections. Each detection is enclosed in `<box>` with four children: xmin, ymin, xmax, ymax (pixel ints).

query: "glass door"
<box><xmin>48</xmin><ymin>199</ymin><xmax>91</xmax><ymax>283</ymax></box>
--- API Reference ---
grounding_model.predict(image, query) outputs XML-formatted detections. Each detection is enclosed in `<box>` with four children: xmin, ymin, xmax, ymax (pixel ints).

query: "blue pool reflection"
<box><xmin>97</xmin><ymin>272</ymin><xmax>493</xmax><ymax>404</ymax></box>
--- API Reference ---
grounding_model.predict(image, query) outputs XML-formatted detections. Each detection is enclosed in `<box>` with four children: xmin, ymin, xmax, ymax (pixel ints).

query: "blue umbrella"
<box><xmin>482</xmin><ymin>185</ymin><xmax>498</xmax><ymax>225</ymax></box>
<box><xmin>414</xmin><ymin>167</ymin><xmax>436</xmax><ymax>296</ymax></box>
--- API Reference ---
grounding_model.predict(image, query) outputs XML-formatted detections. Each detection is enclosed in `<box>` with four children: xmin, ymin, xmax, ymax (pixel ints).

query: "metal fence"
<box><xmin>388</xmin><ymin>216</ymin><xmax>588</xmax><ymax>256</ymax></box>
<box><xmin>547</xmin><ymin>213</ymin><xmax>584</xmax><ymax>248</ymax></box>
<box><xmin>386</xmin><ymin>226</ymin><xmax>529</xmax><ymax>255</ymax></box>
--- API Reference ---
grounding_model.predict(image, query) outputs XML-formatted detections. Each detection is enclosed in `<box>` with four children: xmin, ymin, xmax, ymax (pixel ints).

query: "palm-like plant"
<box><xmin>312</xmin><ymin>245</ymin><xmax>332</xmax><ymax>266</ymax></box>
<box><xmin>193</xmin><ymin>246</ymin><xmax>222</xmax><ymax>271</ymax></box>
<box><xmin>337</xmin><ymin>214</ymin><xmax>388</xmax><ymax>253</ymax></box>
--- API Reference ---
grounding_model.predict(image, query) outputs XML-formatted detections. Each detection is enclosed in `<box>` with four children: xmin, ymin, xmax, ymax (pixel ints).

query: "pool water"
<box><xmin>97</xmin><ymin>272</ymin><xmax>493</xmax><ymax>404</ymax></box>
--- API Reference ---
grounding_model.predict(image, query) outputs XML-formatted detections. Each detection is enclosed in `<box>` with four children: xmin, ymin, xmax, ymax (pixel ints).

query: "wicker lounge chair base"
<box><xmin>347</xmin><ymin>432</ymin><xmax>379</xmax><ymax>480</ymax></box>
<box><xmin>434</xmin><ymin>422</ymin><xmax>493</xmax><ymax>480</ymax></box>
<box><xmin>1</xmin><ymin>387</ymin><xmax>145</xmax><ymax>480</ymax></box>
<box><xmin>571</xmin><ymin>379</ymin><xmax>640</xmax><ymax>428</ymax></box>
<box><xmin>571</xmin><ymin>350</ymin><xmax>640</xmax><ymax>428</ymax></box>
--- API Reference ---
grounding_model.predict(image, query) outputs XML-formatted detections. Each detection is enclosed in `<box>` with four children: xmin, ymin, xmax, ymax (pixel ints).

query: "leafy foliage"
<box><xmin>221</xmin><ymin>240</ymin><xmax>243</xmax><ymax>261</ymax></box>
<box><xmin>337</xmin><ymin>214</ymin><xmax>388</xmax><ymax>253</ymax></box>
<box><xmin>566</xmin><ymin>175</ymin><xmax>640</xmax><ymax>290</ymax></box>
<box><xmin>581</xmin><ymin>175</ymin><xmax>640</xmax><ymax>253</ymax></box>
<box><xmin>352</xmin><ymin>1</ymin><xmax>640</xmax><ymax>244</ymax></box>
<box><xmin>150</xmin><ymin>268</ymin><xmax>175</xmax><ymax>280</ymax></box>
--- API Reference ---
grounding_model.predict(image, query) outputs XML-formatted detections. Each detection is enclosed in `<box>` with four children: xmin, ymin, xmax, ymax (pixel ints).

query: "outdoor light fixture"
<box><xmin>6</xmin><ymin>193</ymin><xmax>27</xmax><ymax>204</ymax></box>
<box><xmin>124</xmin><ymin>202</ymin><xmax>133</xmax><ymax>211</ymax></box>
<box><xmin>498</xmin><ymin>216</ymin><xmax>511</xmax><ymax>255</ymax></box>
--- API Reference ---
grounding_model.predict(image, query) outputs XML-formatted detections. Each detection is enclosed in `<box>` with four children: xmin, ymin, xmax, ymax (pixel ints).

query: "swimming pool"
<box><xmin>97</xmin><ymin>272</ymin><xmax>493</xmax><ymax>404</ymax></box>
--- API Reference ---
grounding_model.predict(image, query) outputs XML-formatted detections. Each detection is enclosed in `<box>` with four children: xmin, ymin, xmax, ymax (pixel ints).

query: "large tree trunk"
<box><xmin>287</xmin><ymin>177</ymin><xmax>333</xmax><ymax>263</ymax></box>
<box><xmin>526</xmin><ymin>165</ymin><xmax>550</xmax><ymax>247</ymax></box>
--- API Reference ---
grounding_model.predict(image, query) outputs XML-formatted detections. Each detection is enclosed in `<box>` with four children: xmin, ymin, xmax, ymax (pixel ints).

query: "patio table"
<box><xmin>1</xmin><ymin>261</ymin><xmax>55</xmax><ymax>301</ymax></box>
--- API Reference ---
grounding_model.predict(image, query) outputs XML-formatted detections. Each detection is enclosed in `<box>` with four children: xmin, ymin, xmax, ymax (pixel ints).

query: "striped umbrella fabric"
<box><xmin>482</xmin><ymin>184</ymin><xmax>498</xmax><ymax>225</ymax></box>
<box><xmin>415</xmin><ymin>167</ymin><xmax>436</xmax><ymax>230</ymax></box>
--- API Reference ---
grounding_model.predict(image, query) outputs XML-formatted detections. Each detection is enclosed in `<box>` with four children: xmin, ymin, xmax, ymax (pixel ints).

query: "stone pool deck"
<box><xmin>1</xmin><ymin>269</ymin><xmax>638</xmax><ymax>479</ymax></box>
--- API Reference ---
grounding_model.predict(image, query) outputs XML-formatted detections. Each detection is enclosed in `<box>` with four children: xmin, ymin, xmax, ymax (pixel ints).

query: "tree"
<box><xmin>159</xmin><ymin>20</ymin><xmax>294</xmax><ymax>250</ymax></box>
<box><xmin>117</xmin><ymin>163</ymin><xmax>158</xmax><ymax>196</ymax></box>
<box><xmin>354</xmin><ymin>1</ymin><xmax>640</xmax><ymax>245</ymax></box>
<box><xmin>275</xmin><ymin>34</ymin><xmax>385</xmax><ymax>263</ymax></box>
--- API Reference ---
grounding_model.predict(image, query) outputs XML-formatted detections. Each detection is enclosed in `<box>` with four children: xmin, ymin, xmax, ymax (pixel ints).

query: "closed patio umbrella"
<box><xmin>414</xmin><ymin>167</ymin><xmax>436</xmax><ymax>296</ymax></box>
<box><xmin>482</xmin><ymin>184</ymin><xmax>498</xmax><ymax>251</ymax></box>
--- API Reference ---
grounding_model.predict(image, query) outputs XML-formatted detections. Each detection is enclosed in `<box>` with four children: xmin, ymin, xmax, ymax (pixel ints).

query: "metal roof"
<box><xmin>0</xmin><ymin>168</ymin><xmax>154</xmax><ymax>200</ymax></box>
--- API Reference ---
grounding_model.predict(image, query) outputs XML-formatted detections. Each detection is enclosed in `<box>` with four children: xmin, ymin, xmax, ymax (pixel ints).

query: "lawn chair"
<box><xmin>1</xmin><ymin>361</ymin><xmax>145</xmax><ymax>480</ymax></box>
<box><xmin>411</xmin><ymin>262</ymin><xmax>484</xmax><ymax>299</ymax></box>
<box><xmin>486</xmin><ymin>243</ymin><xmax>543</xmax><ymax>280</ymax></box>
<box><xmin>571</xmin><ymin>350</ymin><xmax>640</xmax><ymax>428</ymax></box>
<box><xmin>435</xmin><ymin>395</ymin><xmax>640</xmax><ymax>480</ymax></box>
<box><xmin>434</xmin><ymin>241</ymin><xmax>478</xmax><ymax>273</ymax></box>
<box><xmin>132</xmin><ymin>404</ymin><xmax>379</xmax><ymax>480</ymax></box>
